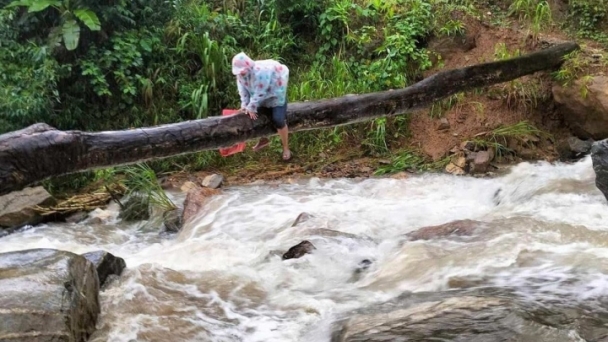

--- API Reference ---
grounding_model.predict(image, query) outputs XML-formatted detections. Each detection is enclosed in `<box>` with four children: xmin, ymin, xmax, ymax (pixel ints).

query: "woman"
<box><xmin>231</xmin><ymin>52</ymin><xmax>291</xmax><ymax>161</ymax></box>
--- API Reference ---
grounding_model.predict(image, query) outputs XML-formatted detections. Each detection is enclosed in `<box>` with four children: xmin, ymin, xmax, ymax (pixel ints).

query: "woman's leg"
<box><xmin>272</xmin><ymin>102</ymin><xmax>290</xmax><ymax>160</ymax></box>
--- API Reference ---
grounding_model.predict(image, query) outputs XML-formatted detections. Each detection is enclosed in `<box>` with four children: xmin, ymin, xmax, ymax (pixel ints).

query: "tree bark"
<box><xmin>0</xmin><ymin>42</ymin><xmax>579</xmax><ymax>195</ymax></box>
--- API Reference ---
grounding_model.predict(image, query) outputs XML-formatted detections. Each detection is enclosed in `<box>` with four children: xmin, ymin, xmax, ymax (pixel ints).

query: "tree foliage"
<box><xmin>1</xmin><ymin>0</ymin><xmax>603</xmax><ymax>148</ymax></box>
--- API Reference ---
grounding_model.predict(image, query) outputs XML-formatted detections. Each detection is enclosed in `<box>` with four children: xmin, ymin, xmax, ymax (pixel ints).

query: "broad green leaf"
<box><xmin>47</xmin><ymin>25</ymin><xmax>63</xmax><ymax>48</ymax></box>
<box><xmin>62</xmin><ymin>19</ymin><xmax>80</xmax><ymax>51</ymax></box>
<box><xmin>73</xmin><ymin>9</ymin><xmax>101</xmax><ymax>31</ymax></box>
<box><xmin>139</xmin><ymin>39</ymin><xmax>151</xmax><ymax>52</ymax></box>
<box><xmin>28</xmin><ymin>0</ymin><xmax>59</xmax><ymax>12</ymax></box>
<box><xmin>5</xmin><ymin>0</ymin><xmax>32</xmax><ymax>8</ymax></box>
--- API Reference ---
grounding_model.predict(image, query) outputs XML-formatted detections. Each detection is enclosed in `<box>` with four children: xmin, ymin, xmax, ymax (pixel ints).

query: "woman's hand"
<box><xmin>247</xmin><ymin>110</ymin><xmax>258</xmax><ymax>120</ymax></box>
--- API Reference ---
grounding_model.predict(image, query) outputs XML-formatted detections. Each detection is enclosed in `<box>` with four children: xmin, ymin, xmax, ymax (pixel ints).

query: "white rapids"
<box><xmin>1</xmin><ymin>156</ymin><xmax>607</xmax><ymax>341</ymax></box>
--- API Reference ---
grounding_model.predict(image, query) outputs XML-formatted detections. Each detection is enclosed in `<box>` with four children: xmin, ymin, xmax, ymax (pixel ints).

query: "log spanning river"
<box><xmin>2</xmin><ymin>156</ymin><xmax>608</xmax><ymax>341</ymax></box>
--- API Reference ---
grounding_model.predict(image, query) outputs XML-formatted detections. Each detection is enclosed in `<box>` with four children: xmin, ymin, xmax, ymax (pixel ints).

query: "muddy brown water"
<box><xmin>1</xmin><ymin>156</ymin><xmax>607</xmax><ymax>341</ymax></box>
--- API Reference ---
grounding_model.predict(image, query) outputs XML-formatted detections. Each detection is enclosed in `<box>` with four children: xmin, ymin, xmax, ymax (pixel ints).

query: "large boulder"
<box><xmin>82</xmin><ymin>250</ymin><xmax>126</xmax><ymax>288</ymax></box>
<box><xmin>181</xmin><ymin>186</ymin><xmax>221</xmax><ymax>228</ymax></box>
<box><xmin>331</xmin><ymin>288</ymin><xmax>608</xmax><ymax>341</ymax></box>
<box><xmin>0</xmin><ymin>249</ymin><xmax>100</xmax><ymax>342</ymax></box>
<box><xmin>0</xmin><ymin>186</ymin><xmax>54</xmax><ymax>229</ymax></box>
<box><xmin>553</xmin><ymin>76</ymin><xmax>608</xmax><ymax>140</ymax></box>
<box><xmin>591</xmin><ymin>139</ymin><xmax>608</xmax><ymax>202</ymax></box>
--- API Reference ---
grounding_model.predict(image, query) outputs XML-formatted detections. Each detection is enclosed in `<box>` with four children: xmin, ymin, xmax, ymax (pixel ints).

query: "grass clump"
<box><xmin>374</xmin><ymin>150</ymin><xmax>450</xmax><ymax>175</ymax></box>
<box><xmin>472</xmin><ymin>121</ymin><xmax>549</xmax><ymax>158</ymax></box>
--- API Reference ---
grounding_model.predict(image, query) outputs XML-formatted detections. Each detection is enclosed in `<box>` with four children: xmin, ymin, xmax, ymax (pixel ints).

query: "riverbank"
<box><xmin>149</xmin><ymin>25</ymin><xmax>608</xmax><ymax>190</ymax></box>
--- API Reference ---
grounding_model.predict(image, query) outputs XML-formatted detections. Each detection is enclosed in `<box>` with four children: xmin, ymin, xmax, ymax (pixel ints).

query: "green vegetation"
<box><xmin>375</xmin><ymin>151</ymin><xmax>450</xmax><ymax>175</ymax></box>
<box><xmin>565</xmin><ymin>0</ymin><xmax>607</xmax><ymax>43</ymax></box>
<box><xmin>472</xmin><ymin>121</ymin><xmax>550</xmax><ymax>159</ymax></box>
<box><xmin>1</xmin><ymin>0</ymin><xmax>606</xmax><ymax>192</ymax></box>
<box><xmin>508</xmin><ymin>0</ymin><xmax>552</xmax><ymax>34</ymax></box>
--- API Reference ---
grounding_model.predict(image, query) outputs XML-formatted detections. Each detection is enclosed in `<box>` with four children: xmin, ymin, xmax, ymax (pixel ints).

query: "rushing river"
<box><xmin>1</xmin><ymin>156</ymin><xmax>608</xmax><ymax>341</ymax></box>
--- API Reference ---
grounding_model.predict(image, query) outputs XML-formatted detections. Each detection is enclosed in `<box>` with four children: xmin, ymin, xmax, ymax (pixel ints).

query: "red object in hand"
<box><xmin>219</xmin><ymin>109</ymin><xmax>246</xmax><ymax>157</ymax></box>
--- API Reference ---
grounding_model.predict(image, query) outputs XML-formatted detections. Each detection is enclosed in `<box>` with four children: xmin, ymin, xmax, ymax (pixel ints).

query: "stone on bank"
<box><xmin>0</xmin><ymin>186</ymin><xmax>55</xmax><ymax>231</ymax></box>
<box><xmin>0</xmin><ymin>249</ymin><xmax>100</xmax><ymax>342</ymax></box>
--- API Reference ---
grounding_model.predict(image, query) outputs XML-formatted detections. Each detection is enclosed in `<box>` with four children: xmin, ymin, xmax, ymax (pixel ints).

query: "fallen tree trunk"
<box><xmin>0</xmin><ymin>42</ymin><xmax>579</xmax><ymax>195</ymax></box>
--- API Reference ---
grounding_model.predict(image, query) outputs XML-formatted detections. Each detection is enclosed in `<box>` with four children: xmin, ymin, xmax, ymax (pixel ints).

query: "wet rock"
<box><xmin>0</xmin><ymin>225</ymin><xmax>32</xmax><ymax>238</ymax></box>
<box><xmin>180</xmin><ymin>181</ymin><xmax>198</xmax><ymax>193</ymax></box>
<box><xmin>568</xmin><ymin>136</ymin><xmax>593</xmax><ymax>154</ymax></box>
<box><xmin>558</xmin><ymin>136</ymin><xmax>593</xmax><ymax>160</ymax></box>
<box><xmin>406</xmin><ymin>219</ymin><xmax>482</xmax><ymax>241</ymax></box>
<box><xmin>291</xmin><ymin>212</ymin><xmax>314</xmax><ymax>227</ymax></box>
<box><xmin>0</xmin><ymin>249</ymin><xmax>100</xmax><ymax>341</ymax></box>
<box><xmin>553</xmin><ymin>76</ymin><xmax>608</xmax><ymax>140</ymax></box>
<box><xmin>282</xmin><ymin>240</ymin><xmax>316</xmax><ymax>260</ymax></box>
<box><xmin>445</xmin><ymin>162</ymin><xmax>465</xmax><ymax>175</ymax></box>
<box><xmin>82</xmin><ymin>250</ymin><xmax>126</xmax><ymax>288</ymax></box>
<box><xmin>0</xmin><ymin>186</ymin><xmax>54</xmax><ymax>229</ymax></box>
<box><xmin>66</xmin><ymin>211</ymin><xmax>88</xmax><ymax>224</ymax></box>
<box><xmin>469</xmin><ymin>150</ymin><xmax>491</xmax><ymax>174</ymax></box>
<box><xmin>591</xmin><ymin>139</ymin><xmax>608</xmax><ymax>202</ymax></box>
<box><xmin>162</xmin><ymin>208</ymin><xmax>183</xmax><ymax>232</ymax></box>
<box><xmin>357</xmin><ymin>259</ymin><xmax>373</xmax><ymax>271</ymax></box>
<box><xmin>118</xmin><ymin>193</ymin><xmax>149</xmax><ymax>221</ymax></box>
<box><xmin>437</xmin><ymin>118</ymin><xmax>450</xmax><ymax>130</ymax></box>
<box><xmin>332</xmin><ymin>287</ymin><xmax>608</xmax><ymax>342</ymax></box>
<box><xmin>493</xmin><ymin>188</ymin><xmax>502</xmax><ymax>205</ymax></box>
<box><xmin>202</xmin><ymin>174</ymin><xmax>224</xmax><ymax>189</ymax></box>
<box><xmin>181</xmin><ymin>186</ymin><xmax>221</xmax><ymax>227</ymax></box>
<box><xmin>333</xmin><ymin>296</ymin><xmax>511</xmax><ymax>341</ymax></box>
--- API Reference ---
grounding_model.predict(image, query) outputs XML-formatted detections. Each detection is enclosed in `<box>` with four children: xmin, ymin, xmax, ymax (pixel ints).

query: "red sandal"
<box><xmin>252</xmin><ymin>138</ymin><xmax>270</xmax><ymax>151</ymax></box>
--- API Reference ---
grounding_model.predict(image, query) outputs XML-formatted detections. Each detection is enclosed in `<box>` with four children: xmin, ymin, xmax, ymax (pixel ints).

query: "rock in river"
<box><xmin>82</xmin><ymin>250</ymin><xmax>127</xmax><ymax>288</ymax></box>
<box><xmin>0</xmin><ymin>249</ymin><xmax>100</xmax><ymax>342</ymax></box>
<box><xmin>282</xmin><ymin>240</ymin><xmax>316</xmax><ymax>260</ymax></box>
<box><xmin>591</xmin><ymin>139</ymin><xmax>608</xmax><ymax>202</ymax></box>
<box><xmin>331</xmin><ymin>288</ymin><xmax>608</xmax><ymax>341</ymax></box>
<box><xmin>181</xmin><ymin>186</ymin><xmax>222</xmax><ymax>229</ymax></box>
<box><xmin>405</xmin><ymin>219</ymin><xmax>484</xmax><ymax>241</ymax></box>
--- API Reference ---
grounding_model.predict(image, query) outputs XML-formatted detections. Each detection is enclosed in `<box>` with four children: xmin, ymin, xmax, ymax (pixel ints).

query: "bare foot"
<box><xmin>282</xmin><ymin>149</ymin><xmax>292</xmax><ymax>161</ymax></box>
